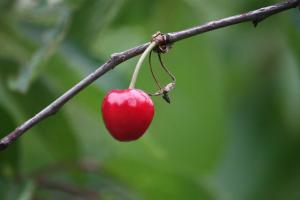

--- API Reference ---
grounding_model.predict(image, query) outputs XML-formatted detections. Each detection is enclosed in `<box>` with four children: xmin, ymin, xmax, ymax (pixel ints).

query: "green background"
<box><xmin>1</xmin><ymin>0</ymin><xmax>300</xmax><ymax>199</ymax></box>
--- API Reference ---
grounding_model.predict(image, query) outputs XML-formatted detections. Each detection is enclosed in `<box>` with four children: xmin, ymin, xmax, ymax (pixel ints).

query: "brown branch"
<box><xmin>0</xmin><ymin>0</ymin><xmax>299</xmax><ymax>151</ymax></box>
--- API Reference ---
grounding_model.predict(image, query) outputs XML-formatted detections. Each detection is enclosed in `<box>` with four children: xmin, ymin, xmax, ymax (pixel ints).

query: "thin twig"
<box><xmin>37</xmin><ymin>179</ymin><xmax>100</xmax><ymax>200</ymax></box>
<box><xmin>0</xmin><ymin>0</ymin><xmax>299</xmax><ymax>151</ymax></box>
<box><xmin>30</xmin><ymin>159</ymin><xmax>102</xmax><ymax>179</ymax></box>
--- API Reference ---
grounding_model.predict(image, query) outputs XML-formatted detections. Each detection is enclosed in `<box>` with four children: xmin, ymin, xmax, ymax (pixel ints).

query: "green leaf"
<box><xmin>277</xmin><ymin>51</ymin><xmax>300</xmax><ymax>135</ymax></box>
<box><xmin>0</xmin><ymin>80</ymin><xmax>80</xmax><ymax>172</ymax></box>
<box><xmin>0</xmin><ymin>21</ymin><xmax>35</xmax><ymax>67</ymax></box>
<box><xmin>0</xmin><ymin>0</ymin><xmax>15</xmax><ymax>14</ymax></box>
<box><xmin>112</xmin><ymin>0</ymin><xmax>158</xmax><ymax>26</ymax></box>
<box><xmin>106</xmin><ymin>157</ymin><xmax>215</xmax><ymax>200</ymax></box>
<box><xmin>0</xmin><ymin>105</ymin><xmax>19</xmax><ymax>179</ymax></box>
<box><xmin>17</xmin><ymin>180</ymin><xmax>35</xmax><ymax>200</ymax></box>
<box><xmin>19</xmin><ymin>81</ymin><xmax>80</xmax><ymax>167</ymax></box>
<box><xmin>9</xmin><ymin>11</ymin><xmax>70</xmax><ymax>93</ymax></box>
<box><xmin>59</xmin><ymin>41</ymin><xmax>127</xmax><ymax>90</ymax></box>
<box><xmin>68</xmin><ymin>0</ymin><xmax>125</xmax><ymax>48</ymax></box>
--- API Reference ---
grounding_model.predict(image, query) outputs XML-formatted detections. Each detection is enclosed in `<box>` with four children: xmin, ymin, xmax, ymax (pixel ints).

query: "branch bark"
<box><xmin>0</xmin><ymin>0</ymin><xmax>299</xmax><ymax>151</ymax></box>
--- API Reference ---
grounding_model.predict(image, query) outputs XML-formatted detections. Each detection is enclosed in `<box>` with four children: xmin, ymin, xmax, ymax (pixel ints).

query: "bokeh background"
<box><xmin>1</xmin><ymin>0</ymin><xmax>300</xmax><ymax>199</ymax></box>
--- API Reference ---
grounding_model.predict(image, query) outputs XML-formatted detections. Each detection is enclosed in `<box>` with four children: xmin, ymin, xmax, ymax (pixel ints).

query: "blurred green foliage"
<box><xmin>1</xmin><ymin>0</ymin><xmax>300</xmax><ymax>199</ymax></box>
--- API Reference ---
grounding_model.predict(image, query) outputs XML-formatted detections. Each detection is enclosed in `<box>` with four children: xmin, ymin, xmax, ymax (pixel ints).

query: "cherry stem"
<box><xmin>129</xmin><ymin>41</ymin><xmax>157</xmax><ymax>89</ymax></box>
<box><xmin>149</xmin><ymin>51</ymin><xmax>162</xmax><ymax>90</ymax></box>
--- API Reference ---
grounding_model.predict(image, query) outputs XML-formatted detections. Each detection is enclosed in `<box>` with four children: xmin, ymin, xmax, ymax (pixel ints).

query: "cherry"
<box><xmin>102</xmin><ymin>89</ymin><xmax>154</xmax><ymax>141</ymax></box>
<box><xmin>101</xmin><ymin>41</ymin><xmax>159</xmax><ymax>141</ymax></box>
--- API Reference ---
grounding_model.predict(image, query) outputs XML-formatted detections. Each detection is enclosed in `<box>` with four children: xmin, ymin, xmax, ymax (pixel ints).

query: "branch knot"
<box><xmin>151</xmin><ymin>32</ymin><xmax>171</xmax><ymax>54</ymax></box>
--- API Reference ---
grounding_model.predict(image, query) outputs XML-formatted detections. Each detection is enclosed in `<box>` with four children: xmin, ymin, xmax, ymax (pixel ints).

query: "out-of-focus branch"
<box><xmin>28</xmin><ymin>159</ymin><xmax>102</xmax><ymax>200</ymax></box>
<box><xmin>37</xmin><ymin>179</ymin><xmax>100</xmax><ymax>200</ymax></box>
<box><xmin>0</xmin><ymin>0</ymin><xmax>299</xmax><ymax>151</ymax></box>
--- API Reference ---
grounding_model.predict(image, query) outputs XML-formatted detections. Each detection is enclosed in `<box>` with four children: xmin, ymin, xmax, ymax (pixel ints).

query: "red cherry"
<box><xmin>101</xmin><ymin>89</ymin><xmax>154</xmax><ymax>141</ymax></box>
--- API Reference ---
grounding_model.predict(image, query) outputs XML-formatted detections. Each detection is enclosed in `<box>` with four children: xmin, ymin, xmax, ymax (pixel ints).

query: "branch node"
<box><xmin>110</xmin><ymin>53</ymin><xmax>119</xmax><ymax>58</ymax></box>
<box><xmin>252</xmin><ymin>15</ymin><xmax>267</xmax><ymax>27</ymax></box>
<box><xmin>151</xmin><ymin>32</ymin><xmax>172</xmax><ymax>54</ymax></box>
<box><xmin>110</xmin><ymin>53</ymin><xmax>125</xmax><ymax>61</ymax></box>
<box><xmin>0</xmin><ymin>141</ymin><xmax>7</xmax><ymax>151</ymax></box>
<box><xmin>252</xmin><ymin>20</ymin><xmax>259</xmax><ymax>27</ymax></box>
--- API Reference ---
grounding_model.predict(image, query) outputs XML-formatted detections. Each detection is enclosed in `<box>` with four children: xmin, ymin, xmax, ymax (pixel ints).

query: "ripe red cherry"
<box><xmin>102</xmin><ymin>89</ymin><xmax>154</xmax><ymax>141</ymax></box>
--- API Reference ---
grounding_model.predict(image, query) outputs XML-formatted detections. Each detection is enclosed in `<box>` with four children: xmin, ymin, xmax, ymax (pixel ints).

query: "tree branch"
<box><xmin>0</xmin><ymin>0</ymin><xmax>299</xmax><ymax>151</ymax></box>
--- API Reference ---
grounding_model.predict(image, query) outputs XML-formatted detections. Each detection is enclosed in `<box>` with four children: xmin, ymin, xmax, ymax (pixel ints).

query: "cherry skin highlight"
<box><xmin>101</xmin><ymin>89</ymin><xmax>154</xmax><ymax>141</ymax></box>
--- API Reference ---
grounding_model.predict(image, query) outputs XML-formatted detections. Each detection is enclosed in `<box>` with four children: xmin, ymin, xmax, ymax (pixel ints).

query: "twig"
<box><xmin>0</xmin><ymin>0</ymin><xmax>299</xmax><ymax>151</ymax></box>
<box><xmin>26</xmin><ymin>159</ymin><xmax>102</xmax><ymax>200</ymax></box>
<box><xmin>31</xmin><ymin>159</ymin><xmax>102</xmax><ymax>179</ymax></box>
<box><xmin>37</xmin><ymin>179</ymin><xmax>100</xmax><ymax>200</ymax></box>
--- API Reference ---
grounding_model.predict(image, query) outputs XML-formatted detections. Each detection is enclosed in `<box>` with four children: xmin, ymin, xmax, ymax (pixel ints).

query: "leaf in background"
<box><xmin>0</xmin><ymin>79</ymin><xmax>80</xmax><ymax>173</ymax></box>
<box><xmin>211</xmin><ymin>46</ymin><xmax>300</xmax><ymax>200</ymax></box>
<box><xmin>182</xmin><ymin>0</ymin><xmax>231</xmax><ymax>20</ymax></box>
<box><xmin>42</xmin><ymin>54</ymin><xmax>111</xmax><ymax>156</ymax></box>
<box><xmin>17</xmin><ymin>180</ymin><xmax>35</xmax><ymax>200</ymax></box>
<box><xmin>0</xmin><ymin>105</ymin><xmax>19</xmax><ymax>179</ymax></box>
<box><xmin>59</xmin><ymin>41</ymin><xmax>127</xmax><ymax>90</ymax></box>
<box><xmin>106</xmin><ymin>157</ymin><xmax>215</xmax><ymax>200</ymax></box>
<box><xmin>68</xmin><ymin>0</ymin><xmax>125</xmax><ymax>48</ymax></box>
<box><xmin>284</xmin><ymin>11</ymin><xmax>300</xmax><ymax>64</ymax></box>
<box><xmin>212</xmin><ymin>112</ymin><xmax>300</xmax><ymax>200</ymax></box>
<box><xmin>63</xmin><ymin>0</ymin><xmax>85</xmax><ymax>9</ymax></box>
<box><xmin>0</xmin><ymin>99</ymin><xmax>20</xmax><ymax>200</ymax></box>
<box><xmin>277</xmin><ymin>51</ymin><xmax>300</xmax><ymax>136</ymax></box>
<box><xmin>0</xmin><ymin>0</ymin><xmax>15</xmax><ymax>14</ymax></box>
<box><xmin>112</xmin><ymin>0</ymin><xmax>157</xmax><ymax>26</ymax></box>
<box><xmin>20</xmin><ymin>80</ymin><xmax>81</xmax><ymax>169</ymax></box>
<box><xmin>91</xmin><ymin>26</ymin><xmax>145</xmax><ymax>59</ymax></box>
<box><xmin>42</xmin><ymin>52</ymin><xmax>125</xmax><ymax>156</ymax></box>
<box><xmin>43</xmin><ymin>53</ymin><xmax>104</xmax><ymax>113</ymax></box>
<box><xmin>0</xmin><ymin>59</ymin><xmax>19</xmax><ymax>81</ymax></box>
<box><xmin>8</xmin><ymin>10</ymin><xmax>70</xmax><ymax>93</ymax></box>
<box><xmin>0</xmin><ymin>21</ymin><xmax>35</xmax><ymax>67</ymax></box>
